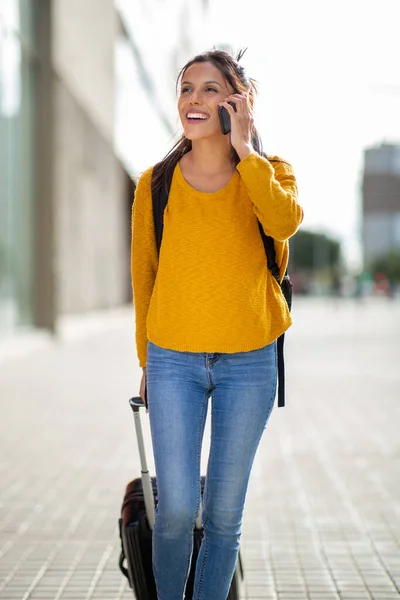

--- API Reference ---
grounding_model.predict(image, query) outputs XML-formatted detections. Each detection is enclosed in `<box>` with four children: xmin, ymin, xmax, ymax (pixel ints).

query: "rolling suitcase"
<box><xmin>118</xmin><ymin>396</ymin><xmax>244</xmax><ymax>599</ymax></box>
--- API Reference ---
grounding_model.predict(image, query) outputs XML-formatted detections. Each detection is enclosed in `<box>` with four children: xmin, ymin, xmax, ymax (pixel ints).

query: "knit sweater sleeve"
<box><xmin>131</xmin><ymin>167</ymin><xmax>158</xmax><ymax>368</ymax></box>
<box><xmin>236</xmin><ymin>152</ymin><xmax>303</xmax><ymax>241</ymax></box>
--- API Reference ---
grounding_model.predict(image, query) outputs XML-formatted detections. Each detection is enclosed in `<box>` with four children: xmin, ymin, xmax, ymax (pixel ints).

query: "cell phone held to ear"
<box><xmin>218</xmin><ymin>101</ymin><xmax>237</xmax><ymax>135</ymax></box>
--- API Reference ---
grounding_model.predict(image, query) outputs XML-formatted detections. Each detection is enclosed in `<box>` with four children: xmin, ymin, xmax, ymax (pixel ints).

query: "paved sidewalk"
<box><xmin>0</xmin><ymin>298</ymin><xmax>399</xmax><ymax>600</ymax></box>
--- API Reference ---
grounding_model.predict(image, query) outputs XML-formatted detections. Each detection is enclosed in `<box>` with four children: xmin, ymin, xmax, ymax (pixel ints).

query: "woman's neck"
<box><xmin>184</xmin><ymin>138</ymin><xmax>235</xmax><ymax>176</ymax></box>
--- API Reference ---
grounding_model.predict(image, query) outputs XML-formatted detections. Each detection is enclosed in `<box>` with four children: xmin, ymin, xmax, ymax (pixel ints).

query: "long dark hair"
<box><xmin>153</xmin><ymin>48</ymin><xmax>264</xmax><ymax>192</ymax></box>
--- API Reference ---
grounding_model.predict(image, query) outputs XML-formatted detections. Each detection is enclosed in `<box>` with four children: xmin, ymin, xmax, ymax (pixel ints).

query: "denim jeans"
<box><xmin>146</xmin><ymin>339</ymin><xmax>277</xmax><ymax>600</ymax></box>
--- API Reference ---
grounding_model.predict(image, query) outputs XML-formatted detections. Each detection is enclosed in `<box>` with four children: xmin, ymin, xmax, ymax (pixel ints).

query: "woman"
<box><xmin>131</xmin><ymin>48</ymin><xmax>303</xmax><ymax>600</ymax></box>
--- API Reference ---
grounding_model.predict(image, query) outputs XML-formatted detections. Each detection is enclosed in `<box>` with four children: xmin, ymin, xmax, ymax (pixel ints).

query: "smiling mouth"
<box><xmin>186</xmin><ymin>112</ymin><xmax>210</xmax><ymax>123</ymax></box>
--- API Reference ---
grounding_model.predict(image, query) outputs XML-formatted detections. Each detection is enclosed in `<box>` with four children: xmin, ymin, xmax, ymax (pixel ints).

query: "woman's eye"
<box><xmin>181</xmin><ymin>86</ymin><xmax>218</xmax><ymax>94</ymax></box>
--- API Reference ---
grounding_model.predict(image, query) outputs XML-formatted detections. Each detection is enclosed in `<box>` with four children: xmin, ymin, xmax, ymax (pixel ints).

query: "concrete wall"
<box><xmin>52</xmin><ymin>0</ymin><xmax>116</xmax><ymax>144</ymax></box>
<box><xmin>51</xmin><ymin>0</ymin><xmax>129</xmax><ymax>314</ymax></box>
<box><xmin>53</xmin><ymin>80</ymin><xmax>128</xmax><ymax>313</ymax></box>
<box><xmin>363</xmin><ymin>173</ymin><xmax>400</xmax><ymax>213</ymax></box>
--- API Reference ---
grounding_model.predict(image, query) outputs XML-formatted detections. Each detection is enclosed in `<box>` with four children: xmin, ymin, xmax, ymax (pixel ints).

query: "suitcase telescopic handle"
<box><xmin>129</xmin><ymin>396</ymin><xmax>156</xmax><ymax>529</ymax></box>
<box><xmin>128</xmin><ymin>396</ymin><xmax>203</xmax><ymax>531</ymax></box>
<box><xmin>129</xmin><ymin>396</ymin><xmax>146</xmax><ymax>409</ymax></box>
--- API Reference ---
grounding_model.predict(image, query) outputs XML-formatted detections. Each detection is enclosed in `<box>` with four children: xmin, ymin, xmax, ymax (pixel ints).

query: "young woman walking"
<box><xmin>131</xmin><ymin>48</ymin><xmax>303</xmax><ymax>600</ymax></box>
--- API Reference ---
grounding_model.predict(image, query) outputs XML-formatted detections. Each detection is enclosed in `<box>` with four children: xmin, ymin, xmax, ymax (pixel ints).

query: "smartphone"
<box><xmin>218</xmin><ymin>101</ymin><xmax>237</xmax><ymax>135</ymax></box>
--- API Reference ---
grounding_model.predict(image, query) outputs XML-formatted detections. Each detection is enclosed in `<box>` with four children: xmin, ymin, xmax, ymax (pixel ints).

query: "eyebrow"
<box><xmin>181</xmin><ymin>80</ymin><xmax>223</xmax><ymax>87</ymax></box>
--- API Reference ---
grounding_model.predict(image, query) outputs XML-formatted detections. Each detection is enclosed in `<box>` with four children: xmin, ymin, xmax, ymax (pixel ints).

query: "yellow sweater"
<box><xmin>131</xmin><ymin>151</ymin><xmax>303</xmax><ymax>368</ymax></box>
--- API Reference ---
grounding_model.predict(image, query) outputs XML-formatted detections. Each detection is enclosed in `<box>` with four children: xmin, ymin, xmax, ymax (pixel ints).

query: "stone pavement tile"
<box><xmin>340</xmin><ymin>597</ymin><xmax>372</xmax><ymax>600</ymax></box>
<box><xmin>370</xmin><ymin>594</ymin><xmax>400</xmax><ymax>598</ymax></box>
<box><xmin>275</xmin><ymin>591</ymin><xmax>308</xmax><ymax>595</ymax></box>
<box><xmin>29</xmin><ymin>593</ymin><xmax>67</xmax><ymax>599</ymax></box>
<box><xmin>276</xmin><ymin>596</ymin><xmax>308</xmax><ymax>599</ymax></box>
<box><xmin>244</xmin><ymin>571</ymin><xmax>270</xmax><ymax>579</ymax></box>
<box><xmin>366</xmin><ymin>580</ymin><xmax>398</xmax><ymax>587</ymax></box>
<box><xmin>307</xmin><ymin>596</ymin><xmax>340</xmax><ymax>600</ymax></box>
<box><xmin>306</xmin><ymin>585</ymin><xmax>339</xmax><ymax>592</ymax></box>
<box><xmin>245</xmin><ymin>588</ymin><xmax>274</xmax><ymax>599</ymax></box>
<box><xmin>275</xmin><ymin>597</ymin><xmax>308</xmax><ymax>600</ymax></box>
<box><xmin>0</xmin><ymin>594</ymin><xmax>33</xmax><ymax>599</ymax></box>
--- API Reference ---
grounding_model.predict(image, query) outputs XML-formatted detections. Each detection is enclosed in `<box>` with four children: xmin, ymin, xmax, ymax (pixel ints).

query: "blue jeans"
<box><xmin>146</xmin><ymin>340</ymin><xmax>277</xmax><ymax>600</ymax></box>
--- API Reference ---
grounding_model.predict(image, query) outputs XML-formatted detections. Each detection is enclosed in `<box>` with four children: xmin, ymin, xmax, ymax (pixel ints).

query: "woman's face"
<box><xmin>178</xmin><ymin>61</ymin><xmax>234</xmax><ymax>141</ymax></box>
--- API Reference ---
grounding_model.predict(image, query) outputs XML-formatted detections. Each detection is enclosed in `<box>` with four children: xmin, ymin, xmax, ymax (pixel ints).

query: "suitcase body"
<box><xmin>118</xmin><ymin>397</ymin><xmax>244</xmax><ymax>599</ymax></box>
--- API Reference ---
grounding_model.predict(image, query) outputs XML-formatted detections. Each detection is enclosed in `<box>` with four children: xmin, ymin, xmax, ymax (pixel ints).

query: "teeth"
<box><xmin>187</xmin><ymin>113</ymin><xmax>209</xmax><ymax>119</ymax></box>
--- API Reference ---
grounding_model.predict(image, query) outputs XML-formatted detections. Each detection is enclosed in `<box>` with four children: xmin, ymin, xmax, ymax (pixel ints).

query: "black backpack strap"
<box><xmin>257</xmin><ymin>222</ymin><xmax>291</xmax><ymax>408</ymax></box>
<box><xmin>257</xmin><ymin>223</ymin><xmax>280</xmax><ymax>282</ymax></box>
<box><xmin>276</xmin><ymin>334</ymin><xmax>286</xmax><ymax>408</ymax></box>
<box><xmin>151</xmin><ymin>161</ymin><xmax>175</xmax><ymax>254</ymax></box>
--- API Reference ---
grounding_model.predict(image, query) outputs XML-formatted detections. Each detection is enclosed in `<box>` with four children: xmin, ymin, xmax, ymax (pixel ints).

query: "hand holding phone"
<box><xmin>218</xmin><ymin>101</ymin><xmax>237</xmax><ymax>135</ymax></box>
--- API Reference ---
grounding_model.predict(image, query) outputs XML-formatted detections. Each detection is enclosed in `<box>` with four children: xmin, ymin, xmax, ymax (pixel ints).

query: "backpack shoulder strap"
<box><xmin>257</xmin><ymin>220</ymin><xmax>292</xmax><ymax>408</ymax></box>
<box><xmin>151</xmin><ymin>160</ymin><xmax>175</xmax><ymax>255</ymax></box>
<box><xmin>257</xmin><ymin>222</ymin><xmax>281</xmax><ymax>283</ymax></box>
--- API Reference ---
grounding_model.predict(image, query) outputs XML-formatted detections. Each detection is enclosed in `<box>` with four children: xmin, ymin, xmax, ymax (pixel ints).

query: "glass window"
<box><xmin>0</xmin><ymin>0</ymin><xmax>36</xmax><ymax>335</ymax></box>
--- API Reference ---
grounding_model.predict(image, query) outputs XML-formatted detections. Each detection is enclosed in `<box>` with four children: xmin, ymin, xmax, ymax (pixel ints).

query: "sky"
<box><xmin>203</xmin><ymin>0</ymin><xmax>400</xmax><ymax>269</ymax></box>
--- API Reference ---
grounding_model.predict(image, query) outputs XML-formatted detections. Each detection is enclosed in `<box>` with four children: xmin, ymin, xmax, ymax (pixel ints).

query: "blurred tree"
<box><xmin>289</xmin><ymin>230</ymin><xmax>341</xmax><ymax>271</ymax></box>
<box><xmin>368</xmin><ymin>249</ymin><xmax>400</xmax><ymax>283</ymax></box>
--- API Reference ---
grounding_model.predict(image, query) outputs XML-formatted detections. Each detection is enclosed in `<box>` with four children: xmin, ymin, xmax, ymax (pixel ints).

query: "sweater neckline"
<box><xmin>175</xmin><ymin>161</ymin><xmax>239</xmax><ymax>199</ymax></box>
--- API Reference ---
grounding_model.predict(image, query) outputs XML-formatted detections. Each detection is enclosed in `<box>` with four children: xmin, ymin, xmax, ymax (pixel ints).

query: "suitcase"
<box><xmin>118</xmin><ymin>396</ymin><xmax>244</xmax><ymax>599</ymax></box>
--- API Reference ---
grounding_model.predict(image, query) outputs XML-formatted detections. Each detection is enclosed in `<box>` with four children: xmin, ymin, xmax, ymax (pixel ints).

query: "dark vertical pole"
<box><xmin>34</xmin><ymin>0</ymin><xmax>56</xmax><ymax>330</ymax></box>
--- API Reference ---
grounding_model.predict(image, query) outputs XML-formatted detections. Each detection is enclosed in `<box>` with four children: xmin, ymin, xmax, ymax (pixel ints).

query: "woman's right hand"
<box><xmin>139</xmin><ymin>367</ymin><xmax>147</xmax><ymax>403</ymax></box>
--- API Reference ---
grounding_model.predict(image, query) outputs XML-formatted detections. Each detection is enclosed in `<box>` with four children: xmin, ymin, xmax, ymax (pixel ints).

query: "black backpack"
<box><xmin>150</xmin><ymin>159</ymin><xmax>293</xmax><ymax>407</ymax></box>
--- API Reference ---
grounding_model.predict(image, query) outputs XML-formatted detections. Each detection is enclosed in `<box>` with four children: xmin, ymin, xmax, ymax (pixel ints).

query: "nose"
<box><xmin>189</xmin><ymin>89</ymin><xmax>202</xmax><ymax>105</ymax></box>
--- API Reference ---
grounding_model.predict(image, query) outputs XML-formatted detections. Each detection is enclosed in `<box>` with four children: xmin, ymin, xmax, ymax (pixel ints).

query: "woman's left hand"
<box><xmin>219</xmin><ymin>93</ymin><xmax>254</xmax><ymax>160</ymax></box>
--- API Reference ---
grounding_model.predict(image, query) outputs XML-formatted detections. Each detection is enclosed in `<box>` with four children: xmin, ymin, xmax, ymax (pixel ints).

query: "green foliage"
<box><xmin>368</xmin><ymin>249</ymin><xmax>400</xmax><ymax>282</ymax></box>
<box><xmin>289</xmin><ymin>230</ymin><xmax>341</xmax><ymax>271</ymax></box>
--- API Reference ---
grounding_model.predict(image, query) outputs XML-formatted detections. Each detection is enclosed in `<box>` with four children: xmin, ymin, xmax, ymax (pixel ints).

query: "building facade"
<box><xmin>362</xmin><ymin>143</ymin><xmax>400</xmax><ymax>264</ymax></box>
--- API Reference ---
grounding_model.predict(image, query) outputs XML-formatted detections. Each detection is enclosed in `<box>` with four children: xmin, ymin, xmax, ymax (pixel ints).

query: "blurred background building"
<box><xmin>361</xmin><ymin>143</ymin><xmax>400</xmax><ymax>294</ymax></box>
<box><xmin>362</xmin><ymin>143</ymin><xmax>400</xmax><ymax>262</ymax></box>
<box><xmin>0</xmin><ymin>0</ymin><xmax>209</xmax><ymax>342</ymax></box>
